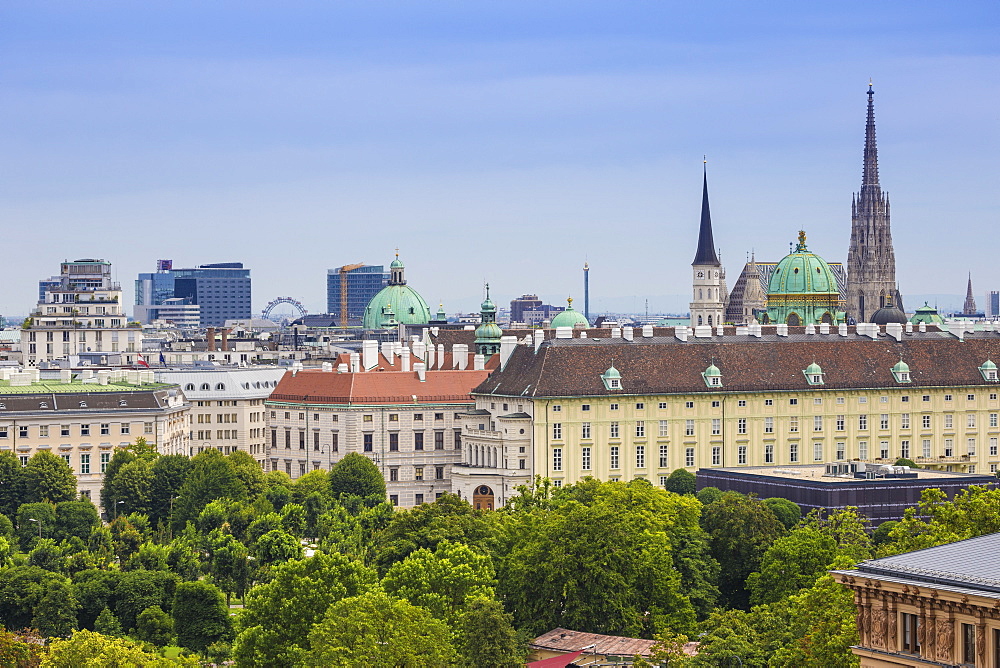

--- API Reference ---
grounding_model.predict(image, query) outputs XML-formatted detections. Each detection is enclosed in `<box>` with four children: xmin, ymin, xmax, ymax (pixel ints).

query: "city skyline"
<box><xmin>3</xmin><ymin>2</ymin><xmax>999</xmax><ymax>316</ymax></box>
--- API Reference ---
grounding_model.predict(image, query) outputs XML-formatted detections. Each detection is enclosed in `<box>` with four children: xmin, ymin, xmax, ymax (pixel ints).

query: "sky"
<box><xmin>2</xmin><ymin>1</ymin><xmax>999</xmax><ymax>317</ymax></box>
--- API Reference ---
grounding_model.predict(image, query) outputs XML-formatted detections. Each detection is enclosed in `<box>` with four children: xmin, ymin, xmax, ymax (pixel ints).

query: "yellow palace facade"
<box><xmin>451</xmin><ymin>324</ymin><xmax>1000</xmax><ymax>506</ymax></box>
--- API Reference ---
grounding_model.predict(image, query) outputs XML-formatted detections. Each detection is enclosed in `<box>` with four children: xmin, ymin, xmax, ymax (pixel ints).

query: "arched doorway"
<box><xmin>787</xmin><ymin>313</ymin><xmax>801</xmax><ymax>326</ymax></box>
<box><xmin>821</xmin><ymin>312</ymin><xmax>833</xmax><ymax>324</ymax></box>
<box><xmin>473</xmin><ymin>485</ymin><xmax>495</xmax><ymax>510</ymax></box>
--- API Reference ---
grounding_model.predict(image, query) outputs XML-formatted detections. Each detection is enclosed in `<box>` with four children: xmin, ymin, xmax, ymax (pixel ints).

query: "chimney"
<box><xmin>750</xmin><ymin>323</ymin><xmax>762</xmax><ymax>338</ymax></box>
<box><xmin>400</xmin><ymin>347</ymin><xmax>411</xmax><ymax>372</ymax></box>
<box><xmin>381</xmin><ymin>341</ymin><xmax>394</xmax><ymax>363</ymax></box>
<box><xmin>716</xmin><ymin>325</ymin><xmax>725</xmax><ymax>336</ymax></box>
<box><xmin>819</xmin><ymin>322</ymin><xmax>830</xmax><ymax>335</ymax></box>
<box><xmin>414</xmin><ymin>362</ymin><xmax>426</xmax><ymax>382</ymax></box>
<box><xmin>413</xmin><ymin>340</ymin><xmax>426</xmax><ymax>360</ymax></box>
<box><xmin>97</xmin><ymin>370</ymin><xmax>110</xmax><ymax>385</ymax></box>
<box><xmin>611</xmin><ymin>327</ymin><xmax>622</xmax><ymax>339</ymax></box>
<box><xmin>642</xmin><ymin>325</ymin><xmax>653</xmax><ymax>338</ymax></box>
<box><xmin>500</xmin><ymin>336</ymin><xmax>518</xmax><ymax>369</ymax></box>
<box><xmin>533</xmin><ymin>329</ymin><xmax>545</xmax><ymax>353</ymax></box>
<box><xmin>919</xmin><ymin>321</ymin><xmax>927</xmax><ymax>333</ymax></box>
<box><xmin>473</xmin><ymin>354</ymin><xmax>485</xmax><ymax>371</ymax></box>
<box><xmin>322</xmin><ymin>362</ymin><xmax>333</xmax><ymax>372</ymax></box>
<box><xmin>425</xmin><ymin>342</ymin><xmax>435</xmax><ymax>368</ymax></box>
<box><xmin>363</xmin><ymin>340</ymin><xmax>378</xmax><ymax>370</ymax></box>
<box><xmin>887</xmin><ymin>322</ymin><xmax>903</xmax><ymax>341</ymax></box>
<box><xmin>220</xmin><ymin>328</ymin><xmax>230</xmax><ymax>351</ymax></box>
<box><xmin>736</xmin><ymin>325</ymin><xmax>749</xmax><ymax>336</ymax></box>
<box><xmin>622</xmin><ymin>327</ymin><xmax>634</xmax><ymax>341</ymax></box>
<box><xmin>694</xmin><ymin>325</ymin><xmax>712</xmax><ymax>338</ymax></box>
<box><xmin>839</xmin><ymin>323</ymin><xmax>849</xmax><ymax>336</ymax></box>
<box><xmin>865</xmin><ymin>324</ymin><xmax>879</xmax><ymax>340</ymax></box>
<box><xmin>207</xmin><ymin>327</ymin><xmax>216</xmax><ymax>351</ymax></box>
<box><xmin>675</xmin><ymin>326</ymin><xmax>688</xmax><ymax>342</ymax></box>
<box><xmin>555</xmin><ymin>326</ymin><xmax>573</xmax><ymax>339</ymax></box>
<box><xmin>60</xmin><ymin>368</ymin><xmax>72</xmax><ymax>383</ymax></box>
<box><xmin>454</xmin><ymin>344</ymin><xmax>468</xmax><ymax>370</ymax></box>
<box><xmin>349</xmin><ymin>352</ymin><xmax>360</xmax><ymax>373</ymax></box>
<box><xmin>437</xmin><ymin>344</ymin><xmax>445</xmax><ymax>369</ymax></box>
<box><xmin>337</xmin><ymin>363</ymin><xmax>349</xmax><ymax>373</ymax></box>
<box><xmin>805</xmin><ymin>323</ymin><xmax>816</xmax><ymax>335</ymax></box>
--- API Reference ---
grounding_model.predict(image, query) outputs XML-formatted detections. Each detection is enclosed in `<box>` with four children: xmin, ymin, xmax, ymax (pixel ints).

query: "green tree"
<box><xmin>328</xmin><ymin>452</ymin><xmax>386</xmax><ymax>502</ymax></box>
<box><xmin>747</xmin><ymin>526</ymin><xmax>838</xmax><ymax>605</ymax></box>
<box><xmin>0</xmin><ymin>450</ymin><xmax>26</xmax><ymax>518</ymax></box>
<box><xmin>42</xmin><ymin>629</ymin><xmax>199</xmax><ymax>667</ymax></box>
<box><xmin>16</xmin><ymin>502</ymin><xmax>57</xmax><ymax>551</ymax></box>
<box><xmin>254</xmin><ymin>529</ymin><xmax>302</xmax><ymax>568</ymax></box>
<box><xmin>106</xmin><ymin>457</ymin><xmax>155</xmax><ymax>517</ymax></box>
<box><xmin>172</xmin><ymin>580</ymin><xmax>232</xmax><ymax>654</ymax></box>
<box><xmin>884</xmin><ymin>485</ymin><xmax>1000</xmax><ymax>554</ymax></box>
<box><xmin>302</xmin><ymin>491</ymin><xmax>328</xmax><ymax>540</ymax></box>
<box><xmin>93</xmin><ymin>606</ymin><xmax>123</xmax><ymax>637</ymax></box>
<box><xmin>701</xmin><ymin>491</ymin><xmax>785</xmax><ymax>609</ymax></box>
<box><xmin>664</xmin><ymin>468</ymin><xmax>696</xmax><ymax>495</ymax></box>
<box><xmin>304</xmin><ymin>590</ymin><xmax>457</xmax><ymax>667</ymax></box>
<box><xmin>696</xmin><ymin>486</ymin><xmax>723</xmax><ymax>505</ymax></box>
<box><xmin>28</xmin><ymin>539</ymin><xmax>67</xmax><ymax>573</ymax></box>
<box><xmin>205</xmin><ymin>529</ymin><xmax>251</xmax><ymax>603</ymax></box>
<box><xmin>232</xmin><ymin>550</ymin><xmax>378</xmax><ymax>667</ymax></box>
<box><xmin>135</xmin><ymin>604</ymin><xmax>174</xmax><ymax>647</ymax></box>
<box><xmin>172</xmin><ymin>450</ymin><xmax>247</xmax><ymax>530</ymax></box>
<box><xmin>100</xmin><ymin>449</ymin><xmax>136</xmax><ymax>515</ymax></box>
<box><xmin>23</xmin><ymin>451</ymin><xmax>76</xmax><ymax>504</ymax></box>
<box><xmin>228</xmin><ymin>450</ymin><xmax>267</xmax><ymax>498</ymax></box>
<box><xmin>0</xmin><ymin>565</ymin><xmax>66</xmax><ymax>631</ymax></box>
<box><xmin>148</xmin><ymin>454</ymin><xmax>192</xmax><ymax>528</ymax></box>
<box><xmin>53</xmin><ymin>500</ymin><xmax>100</xmax><ymax>542</ymax></box>
<box><xmin>292</xmin><ymin>469</ymin><xmax>332</xmax><ymax>505</ymax></box>
<box><xmin>894</xmin><ymin>457</ymin><xmax>919</xmax><ymax>468</ymax></box>
<box><xmin>32</xmin><ymin>579</ymin><xmax>79</xmax><ymax>638</ymax></box>
<box><xmin>72</xmin><ymin>569</ymin><xmax>122</xmax><ymax>630</ymax></box>
<box><xmin>115</xmin><ymin>569</ymin><xmax>179</xmax><ymax>633</ymax></box>
<box><xmin>382</xmin><ymin>540</ymin><xmax>497</xmax><ymax>626</ymax></box>
<box><xmin>0</xmin><ymin>627</ymin><xmax>45</xmax><ymax>667</ymax></box>
<box><xmin>280</xmin><ymin>503</ymin><xmax>306</xmax><ymax>537</ymax></box>
<box><xmin>245</xmin><ymin>512</ymin><xmax>282</xmax><ymax>545</ymax></box>
<box><xmin>454</xmin><ymin>597</ymin><xmax>523</xmax><ymax>668</ymax></box>
<box><xmin>764</xmin><ymin>497</ymin><xmax>803</xmax><ymax>531</ymax></box>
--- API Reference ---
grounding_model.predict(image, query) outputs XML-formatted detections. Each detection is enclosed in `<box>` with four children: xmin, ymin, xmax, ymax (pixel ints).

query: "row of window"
<box><xmin>271</xmin><ymin>411</ymin><xmax>460</xmax><ymax>422</ymax></box>
<box><xmin>549</xmin><ymin>437</ymin><xmax>1000</xmax><ymax>471</ymax></box>
<box><xmin>15</xmin><ymin>452</ymin><xmax>110</xmax><ymax>474</ymax></box>
<box><xmin>0</xmin><ymin>423</ymin><xmax>154</xmax><ymax>438</ymax></box>
<box><xmin>387</xmin><ymin>465</ymin><xmax>446</xmax><ymax>482</ymax></box>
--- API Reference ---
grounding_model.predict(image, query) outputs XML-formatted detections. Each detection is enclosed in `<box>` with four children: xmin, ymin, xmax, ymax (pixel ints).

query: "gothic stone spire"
<box><xmin>964</xmin><ymin>274</ymin><xmax>978</xmax><ymax>315</ymax></box>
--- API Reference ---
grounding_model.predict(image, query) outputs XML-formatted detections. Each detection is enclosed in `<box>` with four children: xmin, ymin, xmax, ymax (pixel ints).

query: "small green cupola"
<box><xmin>602</xmin><ymin>364</ymin><xmax>622</xmax><ymax>390</ymax></box>
<box><xmin>702</xmin><ymin>363</ymin><xmax>722</xmax><ymax>387</ymax></box>
<box><xmin>474</xmin><ymin>283</ymin><xmax>502</xmax><ymax>357</ymax></box>
<box><xmin>803</xmin><ymin>361</ymin><xmax>824</xmax><ymax>385</ymax></box>
<box><xmin>891</xmin><ymin>358</ymin><xmax>911</xmax><ymax>383</ymax></box>
<box><xmin>980</xmin><ymin>359</ymin><xmax>998</xmax><ymax>382</ymax></box>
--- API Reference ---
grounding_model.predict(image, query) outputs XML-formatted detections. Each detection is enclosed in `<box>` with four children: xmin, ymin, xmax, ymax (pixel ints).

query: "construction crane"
<box><xmin>339</xmin><ymin>263</ymin><xmax>365</xmax><ymax>328</ymax></box>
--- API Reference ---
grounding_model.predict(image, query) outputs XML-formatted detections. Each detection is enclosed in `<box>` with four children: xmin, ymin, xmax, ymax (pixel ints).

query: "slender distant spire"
<box><xmin>692</xmin><ymin>161</ymin><xmax>721</xmax><ymax>266</ymax></box>
<box><xmin>964</xmin><ymin>273</ymin><xmax>978</xmax><ymax>315</ymax></box>
<box><xmin>862</xmin><ymin>81</ymin><xmax>879</xmax><ymax>189</ymax></box>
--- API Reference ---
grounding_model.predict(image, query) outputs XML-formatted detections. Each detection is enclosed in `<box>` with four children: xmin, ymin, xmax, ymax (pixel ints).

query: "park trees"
<box><xmin>172</xmin><ymin>580</ymin><xmax>232</xmax><ymax>654</ymax></box>
<box><xmin>328</xmin><ymin>452</ymin><xmax>386</xmax><ymax>502</ymax></box>
<box><xmin>23</xmin><ymin>451</ymin><xmax>77</xmax><ymax>504</ymax></box>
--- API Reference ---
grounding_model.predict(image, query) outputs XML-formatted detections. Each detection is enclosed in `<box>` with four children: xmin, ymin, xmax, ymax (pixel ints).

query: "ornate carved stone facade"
<box><xmin>846</xmin><ymin>84</ymin><xmax>902</xmax><ymax>323</ymax></box>
<box><xmin>835</xmin><ymin>533</ymin><xmax>1000</xmax><ymax>666</ymax></box>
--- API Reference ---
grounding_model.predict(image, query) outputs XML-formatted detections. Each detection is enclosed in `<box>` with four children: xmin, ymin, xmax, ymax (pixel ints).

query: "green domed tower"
<box><xmin>362</xmin><ymin>252</ymin><xmax>432</xmax><ymax>330</ymax></box>
<box><xmin>549</xmin><ymin>297</ymin><xmax>589</xmax><ymax>329</ymax></box>
<box><xmin>764</xmin><ymin>231</ymin><xmax>846</xmax><ymax>326</ymax></box>
<box><xmin>474</xmin><ymin>284</ymin><xmax>502</xmax><ymax>357</ymax></box>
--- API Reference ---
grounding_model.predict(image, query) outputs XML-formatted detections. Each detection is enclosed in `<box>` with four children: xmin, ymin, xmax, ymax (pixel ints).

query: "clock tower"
<box><xmin>690</xmin><ymin>164</ymin><xmax>726</xmax><ymax>327</ymax></box>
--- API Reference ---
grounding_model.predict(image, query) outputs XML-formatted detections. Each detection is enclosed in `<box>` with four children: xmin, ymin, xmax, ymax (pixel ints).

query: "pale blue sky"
<box><xmin>2</xmin><ymin>2</ymin><xmax>998</xmax><ymax>316</ymax></box>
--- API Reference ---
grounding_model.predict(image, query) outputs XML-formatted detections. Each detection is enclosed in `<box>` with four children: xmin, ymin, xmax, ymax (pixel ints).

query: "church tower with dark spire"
<box><xmin>964</xmin><ymin>274</ymin><xmax>978</xmax><ymax>315</ymax></box>
<box><xmin>846</xmin><ymin>83</ymin><xmax>900</xmax><ymax>322</ymax></box>
<box><xmin>690</xmin><ymin>163</ymin><xmax>726</xmax><ymax>327</ymax></box>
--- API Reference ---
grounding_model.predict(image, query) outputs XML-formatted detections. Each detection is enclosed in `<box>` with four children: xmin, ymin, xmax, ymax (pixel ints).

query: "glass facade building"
<box><xmin>326</xmin><ymin>265</ymin><xmax>388</xmax><ymax>326</ymax></box>
<box><xmin>136</xmin><ymin>262</ymin><xmax>251</xmax><ymax>327</ymax></box>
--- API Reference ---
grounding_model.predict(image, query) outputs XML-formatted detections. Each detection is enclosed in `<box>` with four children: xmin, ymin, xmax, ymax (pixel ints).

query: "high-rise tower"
<box><xmin>846</xmin><ymin>83</ymin><xmax>900</xmax><ymax>322</ymax></box>
<box><xmin>690</xmin><ymin>163</ymin><xmax>725</xmax><ymax>327</ymax></box>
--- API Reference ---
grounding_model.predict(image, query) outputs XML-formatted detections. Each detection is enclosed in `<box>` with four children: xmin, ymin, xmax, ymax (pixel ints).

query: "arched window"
<box><xmin>697</xmin><ymin>315</ymin><xmax>703</xmax><ymax>325</ymax></box>
<box><xmin>185</xmin><ymin>383</ymin><xmax>195</xmax><ymax>391</ymax></box>
<box><xmin>216</xmin><ymin>383</ymin><xmax>226</xmax><ymax>391</ymax></box>
<box><xmin>201</xmin><ymin>383</ymin><xmax>211</xmax><ymax>391</ymax></box>
<box><xmin>708</xmin><ymin>315</ymin><xmax>713</xmax><ymax>326</ymax></box>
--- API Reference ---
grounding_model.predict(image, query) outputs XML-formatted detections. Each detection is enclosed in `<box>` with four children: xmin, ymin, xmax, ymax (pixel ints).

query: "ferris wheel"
<box><xmin>262</xmin><ymin>297</ymin><xmax>307</xmax><ymax>322</ymax></box>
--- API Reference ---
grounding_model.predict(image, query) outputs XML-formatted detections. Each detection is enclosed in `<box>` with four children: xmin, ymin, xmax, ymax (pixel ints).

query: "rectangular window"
<box><xmin>967</xmin><ymin>414</ymin><xmax>977</xmax><ymax>428</ymax></box>
<box><xmin>764</xmin><ymin>417</ymin><xmax>774</xmax><ymax>434</ymax></box>
<box><xmin>991</xmin><ymin>413</ymin><xmax>999</xmax><ymax>428</ymax></box>
<box><xmin>636</xmin><ymin>402</ymin><xmax>644</xmax><ymax>410</ymax></box>
<box><xmin>685</xmin><ymin>401</ymin><xmax>693</xmax><ymax>409</ymax></box>
<box><xmin>61</xmin><ymin>454</ymin><xmax>71</xmax><ymax>467</ymax></box>
<box><xmin>610</xmin><ymin>446</ymin><xmax>620</xmax><ymax>469</ymax></box>
<box><xmin>991</xmin><ymin>437</ymin><xmax>998</xmax><ymax>456</ymax></box>
<box><xmin>552</xmin><ymin>448</ymin><xmax>563</xmax><ymax>471</ymax></box>
<box><xmin>738</xmin><ymin>445</ymin><xmax>747</xmax><ymax>465</ymax></box>
<box><xmin>880</xmin><ymin>414</ymin><xmax>889</xmax><ymax>430</ymax></box>
<box><xmin>659</xmin><ymin>444</ymin><xmax>669</xmax><ymax>468</ymax></box>
<box><xmin>738</xmin><ymin>418</ymin><xmax>747</xmax><ymax>434</ymax></box>
<box><xmin>814</xmin><ymin>416</ymin><xmax>823</xmax><ymax>432</ymax></box>
<box><xmin>552</xmin><ymin>405</ymin><xmax>561</xmax><ymax>412</ymax></box>
<box><xmin>552</xmin><ymin>423</ymin><xmax>562</xmax><ymax>439</ymax></box>
<box><xmin>968</xmin><ymin>438</ymin><xmax>977</xmax><ymax>455</ymax></box>
<box><xmin>789</xmin><ymin>398</ymin><xmax>798</xmax><ymax>405</ymax></box>
<box><xmin>414</xmin><ymin>414</ymin><xmax>423</xmax><ymax>421</ymax></box>
<box><xmin>582</xmin><ymin>404</ymin><xmax>591</xmax><ymax>411</ymax></box>
<box><xmin>711</xmin><ymin>446</ymin><xmax>721</xmax><ymax>465</ymax></box>
<box><xmin>901</xmin><ymin>414</ymin><xmax>910</xmax><ymax>429</ymax></box>
<box><xmin>836</xmin><ymin>415</ymin><xmax>845</xmax><ymax>431</ymax></box>
<box><xmin>610</xmin><ymin>403</ymin><xmax>619</xmax><ymax>411</ymax></box>
<box><xmin>414</xmin><ymin>433</ymin><xmax>424</xmax><ymax>450</ymax></box>
<box><xmin>738</xmin><ymin>400</ymin><xmax>747</xmax><ymax>407</ymax></box>
<box><xmin>581</xmin><ymin>422</ymin><xmax>591</xmax><ymax>439</ymax></box>
<box><xmin>581</xmin><ymin>447</ymin><xmax>592</xmax><ymax>470</ymax></box>
<box><xmin>80</xmin><ymin>453</ymin><xmax>91</xmax><ymax>474</ymax></box>
<box><xmin>685</xmin><ymin>420</ymin><xmax>695</xmax><ymax>436</ymax></box>
<box><xmin>711</xmin><ymin>419</ymin><xmax>721</xmax><ymax>435</ymax></box>
<box><xmin>389</xmin><ymin>468</ymin><xmax>398</xmax><ymax>482</ymax></box>
<box><xmin>434</xmin><ymin>432</ymin><xmax>444</xmax><ymax>450</ymax></box>
<box><xmin>789</xmin><ymin>417</ymin><xmax>799</xmax><ymax>433</ymax></box>
<box><xmin>859</xmin><ymin>396</ymin><xmax>868</xmax><ymax>404</ymax></box>
<box><xmin>101</xmin><ymin>452</ymin><xmax>110</xmax><ymax>473</ymax></box>
<box><xmin>660</xmin><ymin>476</ymin><xmax>668</xmax><ymax>487</ymax></box>
<box><xmin>389</xmin><ymin>433</ymin><xmax>399</xmax><ymax>451</ymax></box>
<box><xmin>332</xmin><ymin>433</ymin><xmax>339</xmax><ymax>452</ymax></box>
<box><xmin>711</xmin><ymin>401</ymin><xmax>720</xmax><ymax>407</ymax></box>
<box><xmin>764</xmin><ymin>399</ymin><xmax>773</xmax><ymax>406</ymax></box>
<box><xmin>364</xmin><ymin>433</ymin><xmax>373</xmax><ymax>452</ymax></box>
<box><xmin>414</xmin><ymin>467</ymin><xmax>423</xmax><ymax>481</ymax></box>
<box><xmin>764</xmin><ymin>444</ymin><xmax>774</xmax><ymax>463</ymax></box>
<box><xmin>900</xmin><ymin>440</ymin><xmax>910</xmax><ymax>459</ymax></box>
<box><xmin>901</xmin><ymin>612</ymin><xmax>920</xmax><ymax>654</ymax></box>
<box><xmin>100</xmin><ymin>423</ymin><xmax>110</xmax><ymax>435</ymax></box>
<box><xmin>880</xmin><ymin>396</ymin><xmax>888</xmax><ymax>403</ymax></box>
<box><xmin>389</xmin><ymin>495</ymin><xmax>398</xmax><ymax>506</ymax></box>
<box><xmin>285</xmin><ymin>430</ymin><xmax>291</xmax><ymax>449</ymax></box>
<box><xmin>299</xmin><ymin>431</ymin><xmax>305</xmax><ymax>450</ymax></box>
<box><xmin>880</xmin><ymin>441</ymin><xmax>890</xmax><ymax>459</ymax></box>
<box><xmin>659</xmin><ymin>420</ymin><xmax>668</xmax><ymax>437</ymax></box>
<box><xmin>859</xmin><ymin>414</ymin><xmax>868</xmax><ymax>430</ymax></box>
<box><xmin>435</xmin><ymin>466</ymin><xmax>444</xmax><ymax>480</ymax></box>
<box><xmin>81</xmin><ymin>424</ymin><xmax>90</xmax><ymax>436</ymax></box>
<box><xmin>789</xmin><ymin>443</ymin><xmax>799</xmax><ymax>463</ymax></box>
<box><xmin>635</xmin><ymin>421</ymin><xmax>645</xmax><ymax>438</ymax></box>
<box><xmin>923</xmin><ymin>439</ymin><xmax>931</xmax><ymax>458</ymax></box>
<box><xmin>813</xmin><ymin>442</ymin><xmax>823</xmax><ymax>461</ymax></box>
<box><xmin>945</xmin><ymin>415</ymin><xmax>954</xmax><ymax>428</ymax></box>
<box><xmin>659</xmin><ymin>402</ymin><xmax>667</xmax><ymax>409</ymax></box>
<box><xmin>969</xmin><ymin>394</ymin><xmax>977</xmax><ymax>402</ymax></box>
<box><xmin>39</xmin><ymin>425</ymin><xmax>48</xmax><ymax>438</ymax></box>
<box><xmin>635</xmin><ymin>445</ymin><xmax>645</xmax><ymax>468</ymax></box>
<box><xmin>121</xmin><ymin>423</ymin><xmax>130</xmax><ymax>435</ymax></box>
<box><xmin>314</xmin><ymin>431</ymin><xmax>320</xmax><ymax>451</ymax></box>
<box><xmin>814</xmin><ymin>398</ymin><xmax>822</xmax><ymax>405</ymax></box>
<box><xmin>837</xmin><ymin>397</ymin><xmax>845</xmax><ymax>404</ymax></box>
<box><xmin>454</xmin><ymin>430</ymin><xmax>461</xmax><ymax>450</ymax></box>
<box><xmin>836</xmin><ymin>442</ymin><xmax>845</xmax><ymax>460</ymax></box>
<box><xmin>923</xmin><ymin>414</ymin><xmax>931</xmax><ymax>429</ymax></box>
<box><xmin>963</xmin><ymin>623</ymin><xmax>975</xmax><ymax>664</ymax></box>
<box><xmin>144</xmin><ymin>422</ymin><xmax>153</xmax><ymax>435</ymax></box>
<box><xmin>18</xmin><ymin>426</ymin><xmax>28</xmax><ymax>438</ymax></box>
<box><xmin>610</xmin><ymin>422</ymin><xmax>619</xmax><ymax>438</ymax></box>
<box><xmin>685</xmin><ymin>447</ymin><xmax>695</xmax><ymax>467</ymax></box>
<box><xmin>945</xmin><ymin>439</ymin><xmax>954</xmax><ymax>457</ymax></box>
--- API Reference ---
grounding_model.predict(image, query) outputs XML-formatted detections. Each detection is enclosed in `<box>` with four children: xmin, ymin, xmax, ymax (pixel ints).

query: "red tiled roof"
<box><xmin>268</xmin><ymin>368</ymin><xmax>489</xmax><ymax>405</ymax></box>
<box><xmin>531</xmin><ymin>628</ymin><xmax>656</xmax><ymax>658</ymax></box>
<box><xmin>526</xmin><ymin>650</ymin><xmax>585</xmax><ymax>668</ymax></box>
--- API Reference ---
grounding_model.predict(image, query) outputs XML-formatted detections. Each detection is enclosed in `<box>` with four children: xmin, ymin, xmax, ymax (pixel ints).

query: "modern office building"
<box><xmin>22</xmin><ymin>259</ymin><xmax>144</xmax><ymax>367</ymax></box>
<box><xmin>326</xmin><ymin>264</ymin><xmax>388</xmax><ymax>327</ymax></box>
<box><xmin>988</xmin><ymin>291</ymin><xmax>1000</xmax><ymax>319</ymax></box>
<box><xmin>0</xmin><ymin>368</ymin><xmax>189</xmax><ymax>501</ymax></box>
<box><xmin>135</xmin><ymin>261</ymin><xmax>251</xmax><ymax>328</ymax></box>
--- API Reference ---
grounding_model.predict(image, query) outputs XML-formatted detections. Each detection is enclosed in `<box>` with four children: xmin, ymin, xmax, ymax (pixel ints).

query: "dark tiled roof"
<box><xmin>531</xmin><ymin>628</ymin><xmax>655</xmax><ymax>658</ymax></box>
<box><xmin>0</xmin><ymin>389</ymin><xmax>172</xmax><ymax>413</ymax></box>
<box><xmin>849</xmin><ymin>533</ymin><xmax>1000</xmax><ymax>593</ymax></box>
<box><xmin>475</xmin><ymin>331</ymin><xmax>1000</xmax><ymax>398</ymax></box>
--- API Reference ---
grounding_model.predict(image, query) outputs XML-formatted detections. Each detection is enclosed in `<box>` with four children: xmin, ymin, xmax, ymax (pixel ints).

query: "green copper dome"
<box><xmin>892</xmin><ymin>360</ymin><xmax>910</xmax><ymax>374</ymax></box>
<box><xmin>549</xmin><ymin>297</ymin><xmax>589</xmax><ymax>329</ymax></box>
<box><xmin>805</xmin><ymin>362</ymin><xmax>823</xmax><ymax>375</ymax></box>
<box><xmin>910</xmin><ymin>302</ymin><xmax>944</xmax><ymax>326</ymax></box>
<box><xmin>768</xmin><ymin>231</ymin><xmax>839</xmax><ymax>295</ymax></box>
<box><xmin>983</xmin><ymin>360</ymin><xmax>998</xmax><ymax>371</ymax></box>
<box><xmin>475</xmin><ymin>284</ymin><xmax>502</xmax><ymax>355</ymax></box>
<box><xmin>363</xmin><ymin>254</ymin><xmax>431</xmax><ymax>329</ymax></box>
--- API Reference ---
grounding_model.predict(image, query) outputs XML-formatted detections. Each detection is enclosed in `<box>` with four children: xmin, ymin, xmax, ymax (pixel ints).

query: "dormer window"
<box><xmin>601</xmin><ymin>365</ymin><xmax>623</xmax><ymax>391</ymax></box>
<box><xmin>185</xmin><ymin>383</ymin><xmax>195</xmax><ymax>391</ymax></box>
<box><xmin>79</xmin><ymin>401</ymin><xmax>87</xmax><ymax>408</ymax></box>
<box><xmin>201</xmin><ymin>383</ymin><xmax>211</xmax><ymax>391</ymax></box>
<box><xmin>216</xmin><ymin>383</ymin><xmax>226</xmax><ymax>391</ymax></box>
<box><xmin>891</xmin><ymin>360</ymin><xmax>912</xmax><ymax>384</ymax></box>
<box><xmin>803</xmin><ymin>363</ymin><xmax>824</xmax><ymax>386</ymax></box>
<box><xmin>39</xmin><ymin>401</ymin><xmax>48</xmax><ymax>408</ymax></box>
<box><xmin>119</xmin><ymin>399</ymin><xmax>127</xmax><ymax>407</ymax></box>
<box><xmin>702</xmin><ymin>364</ymin><xmax>722</xmax><ymax>388</ymax></box>
<box><xmin>980</xmin><ymin>360</ymin><xmax>999</xmax><ymax>382</ymax></box>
